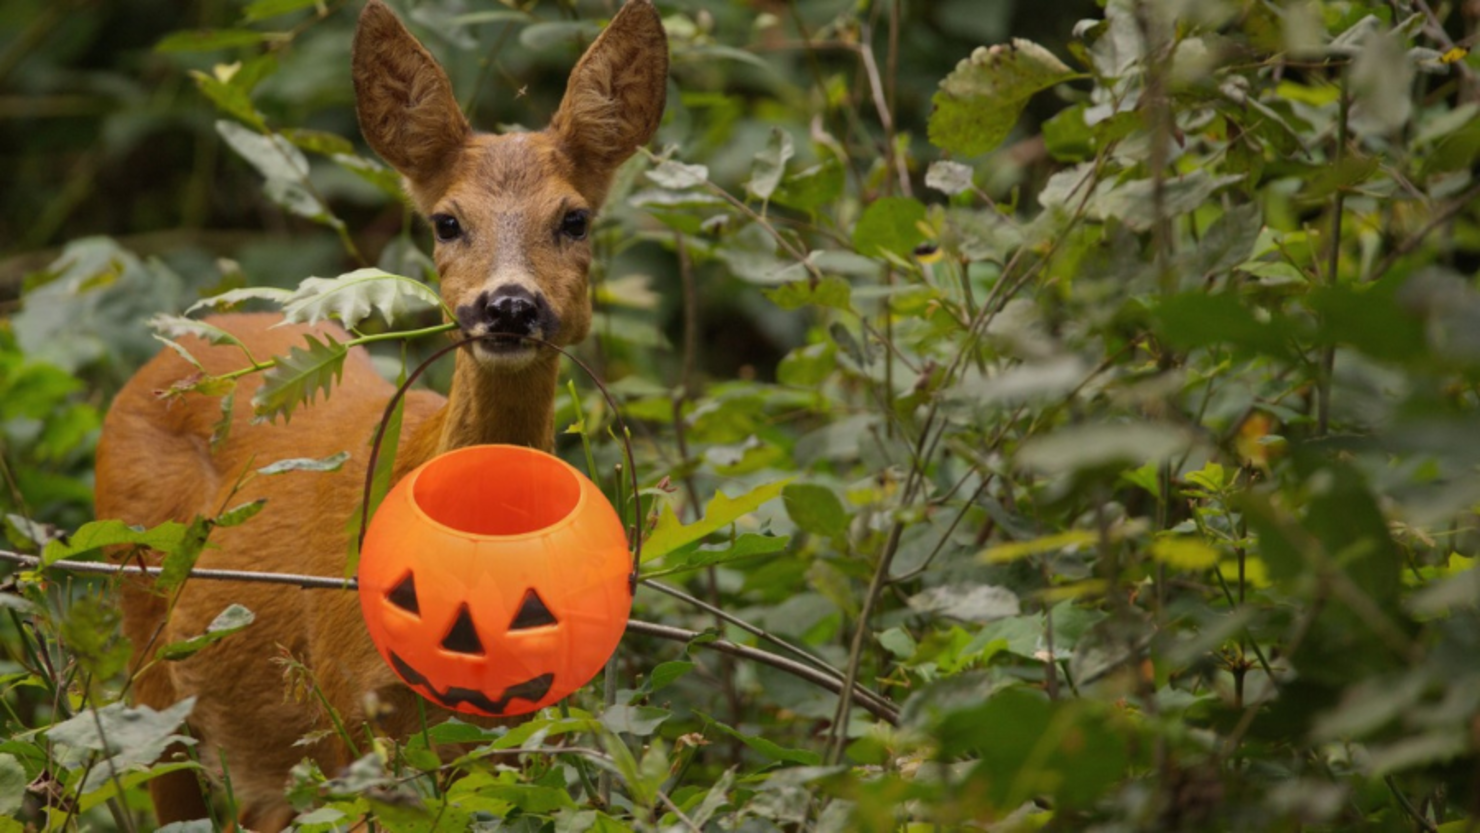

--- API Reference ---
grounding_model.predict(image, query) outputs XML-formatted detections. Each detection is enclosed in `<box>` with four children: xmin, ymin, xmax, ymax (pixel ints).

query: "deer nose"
<box><xmin>476</xmin><ymin>285</ymin><xmax>540</xmax><ymax>337</ymax></box>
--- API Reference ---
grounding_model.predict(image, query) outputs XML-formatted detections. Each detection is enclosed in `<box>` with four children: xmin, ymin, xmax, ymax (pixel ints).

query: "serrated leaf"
<box><xmin>251</xmin><ymin>333</ymin><xmax>348</xmax><ymax>423</ymax></box>
<box><xmin>149</xmin><ymin>314</ymin><xmax>250</xmax><ymax>352</ymax></box>
<box><xmin>256</xmin><ymin>451</ymin><xmax>350</xmax><ymax>475</ymax></box>
<box><xmin>279</xmin><ymin>268</ymin><xmax>440</xmax><ymax>329</ymax></box>
<box><xmin>186</xmin><ymin>286</ymin><xmax>293</xmax><ymax>315</ymax></box>
<box><xmin>749</xmin><ymin>128</ymin><xmax>794</xmax><ymax>201</ymax></box>
<box><xmin>647</xmin><ymin>160</ymin><xmax>709</xmax><ymax>190</ymax></box>
<box><xmin>157</xmin><ymin>604</ymin><xmax>256</xmax><ymax>661</ymax></box>
<box><xmin>641</xmin><ymin>479</ymin><xmax>791</xmax><ymax>562</ymax></box>
<box><xmin>42</xmin><ymin>520</ymin><xmax>189</xmax><ymax>566</ymax></box>
<box><xmin>929</xmin><ymin>40</ymin><xmax>1074</xmax><ymax>156</ymax></box>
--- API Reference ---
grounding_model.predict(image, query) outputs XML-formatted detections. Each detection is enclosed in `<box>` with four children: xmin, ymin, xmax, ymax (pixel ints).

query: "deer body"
<box><xmin>93</xmin><ymin>2</ymin><xmax>667</xmax><ymax>828</ymax></box>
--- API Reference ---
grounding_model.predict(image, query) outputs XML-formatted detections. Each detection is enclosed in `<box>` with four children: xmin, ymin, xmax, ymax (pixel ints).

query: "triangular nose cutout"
<box><xmin>510</xmin><ymin>588</ymin><xmax>558</xmax><ymax>630</ymax></box>
<box><xmin>441</xmin><ymin>604</ymin><xmax>485</xmax><ymax>655</ymax></box>
<box><xmin>387</xmin><ymin>572</ymin><xmax>419</xmax><ymax>615</ymax></box>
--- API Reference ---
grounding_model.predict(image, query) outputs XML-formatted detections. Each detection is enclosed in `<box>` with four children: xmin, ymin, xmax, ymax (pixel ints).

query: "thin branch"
<box><xmin>0</xmin><ymin>549</ymin><xmax>900</xmax><ymax>725</ymax></box>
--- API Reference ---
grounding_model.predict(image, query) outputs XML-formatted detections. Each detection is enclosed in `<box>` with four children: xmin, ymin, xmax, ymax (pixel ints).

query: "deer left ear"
<box><xmin>548</xmin><ymin>0</ymin><xmax>669</xmax><ymax>201</ymax></box>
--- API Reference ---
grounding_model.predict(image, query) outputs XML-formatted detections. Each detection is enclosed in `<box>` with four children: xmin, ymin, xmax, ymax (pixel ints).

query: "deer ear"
<box><xmin>353</xmin><ymin>0</ymin><xmax>470</xmax><ymax>189</ymax></box>
<box><xmin>549</xmin><ymin>0</ymin><xmax>669</xmax><ymax>198</ymax></box>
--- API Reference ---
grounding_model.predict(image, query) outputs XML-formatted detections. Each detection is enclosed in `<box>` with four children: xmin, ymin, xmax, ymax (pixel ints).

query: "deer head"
<box><xmin>352</xmin><ymin>0</ymin><xmax>668</xmax><ymax>369</ymax></box>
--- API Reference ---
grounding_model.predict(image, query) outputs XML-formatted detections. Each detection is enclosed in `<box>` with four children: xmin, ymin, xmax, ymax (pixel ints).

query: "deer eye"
<box><xmin>560</xmin><ymin>209</ymin><xmax>590</xmax><ymax>241</ymax></box>
<box><xmin>431</xmin><ymin>214</ymin><xmax>462</xmax><ymax>242</ymax></box>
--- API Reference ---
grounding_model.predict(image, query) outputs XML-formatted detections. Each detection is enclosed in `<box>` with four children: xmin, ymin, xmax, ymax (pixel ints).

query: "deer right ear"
<box><xmin>353</xmin><ymin>0</ymin><xmax>470</xmax><ymax>192</ymax></box>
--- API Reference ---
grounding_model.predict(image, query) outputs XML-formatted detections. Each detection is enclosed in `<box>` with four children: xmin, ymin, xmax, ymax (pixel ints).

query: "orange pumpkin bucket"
<box><xmin>357</xmin><ymin>444</ymin><xmax>632</xmax><ymax>717</ymax></box>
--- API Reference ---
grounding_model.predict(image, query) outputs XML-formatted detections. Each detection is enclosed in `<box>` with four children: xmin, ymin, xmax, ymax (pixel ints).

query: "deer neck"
<box><xmin>404</xmin><ymin>351</ymin><xmax>560</xmax><ymax>466</ymax></box>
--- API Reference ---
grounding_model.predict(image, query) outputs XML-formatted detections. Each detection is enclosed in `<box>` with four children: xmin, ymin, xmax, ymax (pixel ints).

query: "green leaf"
<box><xmin>782</xmin><ymin>483</ymin><xmax>848</xmax><ymax>540</ymax></box>
<box><xmin>215</xmin><ymin>499</ymin><xmax>267</xmax><ymax>528</ymax></box>
<box><xmin>601</xmin><ymin>704</ymin><xmax>671</xmax><ymax>736</ymax></box>
<box><xmin>186</xmin><ymin>286</ymin><xmax>292</xmax><ymax>315</ymax></box>
<box><xmin>853</xmin><ymin>197</ymin><xmax>927</xmax><ymax>259</ymax></box>
<box><xmin>642</xmin><ymin>533</ymin><xmax>789</xmax><ymax>579</ymax></box>
<box><xmin>280</xmin><ymin>268</ymin><xmax>440</xmax><ymax>329</ymax></box>
<box><xmin>1155</xmin><ymin>291</ymin><xmax>1297</xmax><ymax>359</ymax></box>
<box><xmin>149</xmin><ymin>313</ymin><xmax>251</xmax><ymax>352</ymax></box>
<box><xmin>777</xmin><ymin>341</ymin><xmax>837</xmax><ymax>387</ymax></box>
<box><xmin>0</xmin><ymin>754</ymin><xmax>24</xmax><ymax>815</ymax></box>
<box><xmin>42</xmin><ymin>519</ymin><xmax>188</xmax><ymax>566</ymax></box>
<box><xmin>251</xmin><ymin>333</ymin><xmax>348</xmax><ymax>423</ymax></box>
<box><xmin>280</xmin><ymin>128</ymin><xmax>355</xmax><ymax>157</ymax></box>
<box><xmin>46</xmin><ymin>699</ymin><xmax>198</xmax><ymax>793</ymax></box>
<box><xmin>155</xmin><ymin>29</ymin><xmax>270</xmax><ymax>53</ymax></box>
<box><xmin>242</xmin><ymin>0</ymin><xmax>323</xmax><ymax>23</ymax></box>
<box><xmin>156</xmin><ymin>517</ymin><xmax>214</xmax><ymax>593</ymax></box>
<box><xmin>773</xmin><ymin>159</ymin><xmax>845</xmax><ymax>212</ymax></box>
<box><xmin>641</xmin><ymin>479</ymin><xmax>791</xmax><ymax>562</ymax></box>
<box><xmin>764</xmin><ymin>275</ymin><xmax>852</xmax><ymax>312</ymax></box>
<box><xmin>748</xmin><ymin>128</ymin><xmax>794</xmax><ymax>201</ymax></box>
<box><xmin>256</xmin><ymin>451</ymin><xmax>350</xmax><ymax>475</ymax></box>
<box><xmin>647</xmin><ymin>160</ymin><xmax>709</xmax><ymax>190</ymax></box>
<box><xmin>907</xmin><ymin>584</ymin><xmax>1021</xmax><ymax>622</ymax></box>
<box><xmin>929</xmin><ymin>40</ymin><xmax>1074</xmax><ymax>156</ymax></box>
<box><xmin>157</xmin><ymin>604</ymin><xmax>256</xmax><ymax>661</ymax></box>
<box><xmin>216</xmin><ymin>120</ymin><xmax>309</xmax><ymax>181</ymax></box>
<box><xmin>1015</xmin><ymin>423</ymin><xmax>1196</xmax><ymax>476</ymax></box>
<box><xmin>703</xmin><ymin>715</ymin><xmax>821</xmax><ymax>765</ymax></box>
<box><xmin>957</xmin><ymin>688</ymin><xmax>1128</xmax><ymax>810</ymax></box>
<box><xmin>643</xmin><ymin>660</ymin><xmax>693</xmax><ymax>694</ymax></box>
<box><xmin>1090</xmin><ymin>172</ymin><xmax>1245</xmax><ymax>231</ymax></box>
<box><xmin>925</xmin><ymin>160</ymin><xmax>976</xmax><ymax>195</ymax></box>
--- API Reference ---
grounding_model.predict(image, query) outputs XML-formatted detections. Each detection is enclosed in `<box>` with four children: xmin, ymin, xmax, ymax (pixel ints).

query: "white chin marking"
<box><xmin>470</xmin><ymin>339</ymin><xmax>539</xmax><ymax>369</ymax></box>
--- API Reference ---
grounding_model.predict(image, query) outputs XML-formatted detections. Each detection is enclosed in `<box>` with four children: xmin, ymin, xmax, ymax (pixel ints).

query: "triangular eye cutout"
<box><xmin>441</xmin><ymin>604</ymin><xmax>485</xmax><ymax>655</ymax></box>
<box><xmin>510</xmin><ymin>588</ymin><xmax>558</xmax><ymax>630</ymax></box>
<box><xmin>386</xmin><ymin>572</ymin><xmax>419</xmax><ymax>615</ymax></box>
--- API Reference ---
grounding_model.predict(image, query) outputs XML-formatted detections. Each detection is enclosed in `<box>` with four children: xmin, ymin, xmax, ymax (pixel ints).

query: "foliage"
<box><xmin>5</xmin><ymin>0</ymin><xmax>1480</xmax><ymax>830</ymax></box>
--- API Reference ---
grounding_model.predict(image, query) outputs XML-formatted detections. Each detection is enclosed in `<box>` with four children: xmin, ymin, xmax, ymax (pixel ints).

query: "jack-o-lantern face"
<box><xmin>358</xmin><ymin>445</ymin><xmax>632</xmax><ymax>718</ymax></box>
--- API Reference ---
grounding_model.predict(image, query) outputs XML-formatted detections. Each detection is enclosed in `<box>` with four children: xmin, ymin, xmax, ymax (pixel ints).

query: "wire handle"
<box><xmin>356</xmin><ymin>334</ymin><xmax>645</xmax><ymax>590</ymax></box>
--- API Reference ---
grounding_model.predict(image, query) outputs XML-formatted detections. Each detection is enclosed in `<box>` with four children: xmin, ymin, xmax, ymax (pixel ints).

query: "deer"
<box><xmin>92</xmin><ymin>1</ymin><xmax>667</xmax><ymax>828</ymax></box>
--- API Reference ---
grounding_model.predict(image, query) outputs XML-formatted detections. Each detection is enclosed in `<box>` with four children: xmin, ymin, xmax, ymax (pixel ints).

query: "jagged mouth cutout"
<box><xmin>383</xmin><ymin>568</ymin><xmax>562</xmax><ymax>716</ymax></box>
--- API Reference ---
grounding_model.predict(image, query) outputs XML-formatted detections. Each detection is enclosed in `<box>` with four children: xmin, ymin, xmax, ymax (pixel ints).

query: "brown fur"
<box><xmin>93</xmin><ymin>2</ymin><xmax>667</xmax><ymax>829</ymax></box>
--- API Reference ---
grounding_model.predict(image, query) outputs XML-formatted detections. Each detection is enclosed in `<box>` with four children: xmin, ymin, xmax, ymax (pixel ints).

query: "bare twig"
<box><xmin>0</xmin><ymin>549</ymin><xmax>900</xmax><ymax>725</ymax></box>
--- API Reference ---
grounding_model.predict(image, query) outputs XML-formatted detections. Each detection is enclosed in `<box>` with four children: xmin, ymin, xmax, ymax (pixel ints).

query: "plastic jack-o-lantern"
<box><xmin>358</xmin><ymin>444</ymin><xmax>632</xmax><ymax>717</ymax></box>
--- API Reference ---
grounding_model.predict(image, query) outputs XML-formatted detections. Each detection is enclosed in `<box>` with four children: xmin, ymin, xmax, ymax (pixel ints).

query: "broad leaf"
<box><xmin>46</xmin><ymin>698</ymin><xmax>197</xmax><ymax>793</ymax></box>
<box><xmin>42</xmin><ymin>519</ymin><xmax>188</xmax><ymax>566</ymax></box>
<box><xmin>929</xmin><ymin>40</ymin><xmax>1074</xmax><ymax>156</ymax></box>
<box><xmin>853</xmin><ymin>197</ymin><xmax>927</xmax><ymax>259</ymax></box>
<box><xmin>641</xmin><ymin>479</ymin><xmax>791</xmax><ymax>562</ymax></box>
<box><xmin>749</xmin><ymin>128</ymin><xmax>794</xmax><ymax>201</ymax></box>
